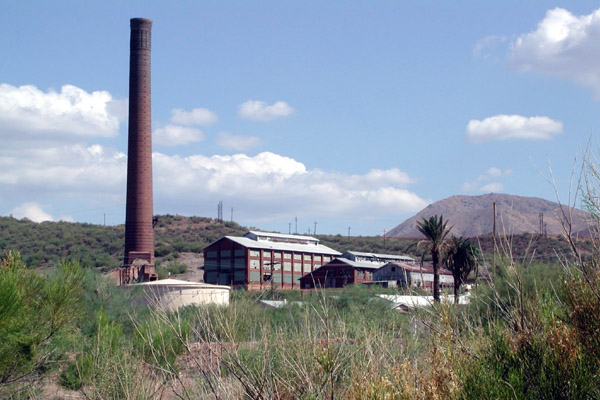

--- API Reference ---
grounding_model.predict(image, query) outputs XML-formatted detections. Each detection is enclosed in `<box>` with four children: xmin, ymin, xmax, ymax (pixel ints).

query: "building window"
<box><xmin>293</xmin><ymin>254</ymin><xmax>301</xmax><ymax>260</ymax></box>
<box><xmin>249</xmin><ymin>271</ymin><xmax>260</xmax><ymax>282</ymax></box>
<box><xmin>304</xmin><ymin>263</ymin><xmax>311</xmax><ymax>273</ymax></box>
<box><xmin>220</xmin><ymin>250</ymin><xmax>231</xmax><ymax>257</ymax></box>
<box><xmin>234</xmin><ymin>258</ymin><xmax>246</xmax><ymax>268</ymax></box>
<box><xmin>294</xmin><ymin>263</ymin><xmax>301</xmax><ymax>272</ymax></box>
<box><xmin>206</xmin><ymin>251</ymin><xmax>217</xmax><ymax>258</ymax></box>
<box><xmin>250</xmin><ymin>250</ymin><xmax>260</xmax><ymax>257</ymax></box>
<box><xmin>234</xmin><ymin>249</ymin><xmax>245</xmax><ymax>257</ymax></box>
<box><xmin>274</xmin><ymin>252</ymin><xmax>282</xmax><ymax>259</ymax></box>
<box><xmin>283</xmin><ymin>262</ymin><xmax>292</xmax><ymax>271</ymax></box>
<box><xmin>303</xmin><ymin>254</ymin><xmax>311</xmax><ymax>261</ymax></box>
<box><xmin>314</xmin><ymin>255</ymin><xmax>321</xmax><ymax>262</ymax></box>
<box><xmin>283</xmin><ymin>252</ymin><xmax>292</xmax><ymax>259</ymax></box>
<box><xmin>263</xmin><ymin>251</ymin><xmax>271</xmax><ymax>258</ymax></box>
<box><xmin>323</xmin><ymin>256</ymin><xmax>331</xmax><ymax>262</ymax></box>
<box><xmin>249</xmin><ymin>259</ymin><xmax>260</xmax><ymax>269</ymax></box>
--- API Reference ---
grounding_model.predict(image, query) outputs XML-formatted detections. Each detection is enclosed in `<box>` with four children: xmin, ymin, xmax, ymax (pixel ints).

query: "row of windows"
<box><xmin>208</xmin><ymin>249</ymin><xmax>331</xmax><ymax>263</ymax></box>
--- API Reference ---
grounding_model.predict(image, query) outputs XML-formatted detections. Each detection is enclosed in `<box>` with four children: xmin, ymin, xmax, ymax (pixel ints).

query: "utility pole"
<box><xmin>493</xmin><ymin>202</ymin><xmax>497</xmax><ymax>239</ymax></box>
<box><xmin>314</xmin><ymin>221</ymin><xmax>317</xmax><ymax>235</ymax></box>
<box><xmin>230</xmin><ymin>207</ymin><xmax>233</xmax><ymax>222</ymax></box>
<box><xmin>103</xmin><ymin>213</ymin><xmax>106</xmax><ymax>226</ymax></box>
<box><xmin>383</xmin><ymin>229</ymin><xmax>386</xmax><ymax>250</ymax></box>
<box><xmin>348</xmin><ymin>226</ymin><xmax>351</xmax><ymax>241</ymax></box>
<box><xmin>295</xmin><ymin>216</ymin><xmax>298</xmax><ymax>234</ymax></box>
<box><xmin>288</xmin><ymin>222</ymin><xmax>291</xmax><ymax>234</ymax></box>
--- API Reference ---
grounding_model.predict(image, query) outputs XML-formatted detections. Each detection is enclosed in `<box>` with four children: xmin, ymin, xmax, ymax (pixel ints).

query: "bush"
<box><xmin>0</xmin><ymin>252</ymin><xmax>84</xmax><ymax>394</ymax></box>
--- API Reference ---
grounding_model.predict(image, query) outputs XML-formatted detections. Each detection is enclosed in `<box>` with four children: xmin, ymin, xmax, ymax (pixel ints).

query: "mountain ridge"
<box><xmin>387</xmin><ymin>193</ymin><xmax>594</xmax><ymax>238</ymax></box>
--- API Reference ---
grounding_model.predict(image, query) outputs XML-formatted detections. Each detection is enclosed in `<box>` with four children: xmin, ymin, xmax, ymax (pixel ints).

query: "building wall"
<box><xmin>374</xmin><ymin>264</ymin><xmax>454</xmax><ymax>289</ymax></box>
<box><xmin>299</xmin><ymin>263</ymin><xmax>375</xmax><ymax>289</ymax></box>
<box><xmin>373</xmin><ymin>264</ymin><xmax>410</xmax><ymax>285</ymax></box>
<box><xmin>203</xmin><ymin>237</ymin><xmax>334</xmax><ymax>290</ymax></box>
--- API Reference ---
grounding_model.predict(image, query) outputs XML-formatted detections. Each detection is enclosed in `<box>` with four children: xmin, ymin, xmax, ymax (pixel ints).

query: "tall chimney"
<box><xmin>124</xmin><ymin>18</ymin><xmax>155</xmax><ymax>274</ymax></box>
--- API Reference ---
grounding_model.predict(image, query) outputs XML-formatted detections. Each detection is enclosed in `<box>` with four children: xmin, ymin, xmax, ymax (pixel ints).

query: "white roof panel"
<box><xmin>225</xmin><ymin>236</ymin><xmax>341</xmax><ymax>255</ymax></box>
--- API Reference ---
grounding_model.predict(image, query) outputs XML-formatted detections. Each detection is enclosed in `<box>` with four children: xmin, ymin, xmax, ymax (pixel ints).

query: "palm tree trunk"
<box><xmin>433</xmin><ymin>250</ymin><xmax>440</xmax><ymax>302</ymax></box>
<box><xmin>454</xmin><ymin>280</ymin><xmax>459</xmax><ymax>304</ymax></box>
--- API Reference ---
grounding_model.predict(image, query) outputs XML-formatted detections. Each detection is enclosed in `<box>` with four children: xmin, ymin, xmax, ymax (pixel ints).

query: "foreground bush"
<box><xmin>0</xmin><ymin>251</ymin><xmax>84</xmax><ymax>396</ymax></box>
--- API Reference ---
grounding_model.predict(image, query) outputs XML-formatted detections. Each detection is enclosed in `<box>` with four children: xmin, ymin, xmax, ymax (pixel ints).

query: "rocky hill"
<box><xmin>386</xmin><ymin>193</ymin><xmax>595</xmax><ymax>238</ymax></box>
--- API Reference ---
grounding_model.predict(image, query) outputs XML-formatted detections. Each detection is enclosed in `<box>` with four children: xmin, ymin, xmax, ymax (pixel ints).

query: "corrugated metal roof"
<box><xmin>328</xmin><ymin>257</ymin><xmax>383</xmax><ymax>270</ymax></box>
<box><xmin>224</xmin><ymin>235</ymin><xmax>341</xmax><ymax>255</ymax></box>
<box><xmin>344</xmin><ymin>251</ymin><xmax>416</xmax><ymax>262</ymax></box>
<box><xmin>246</xmin><ymin>230</ymin><xmax>319</xmax><ymax>243</ymax></box>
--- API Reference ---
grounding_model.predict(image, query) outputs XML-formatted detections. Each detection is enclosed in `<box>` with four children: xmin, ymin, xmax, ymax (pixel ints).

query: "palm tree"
<box><xmin>416</xmin><ymin>215</ymin><xmax>451</xmax><ymax>302</ymax></box>
<box><xmin>445</xmin><ymin>236</ymin><xmax>479</xmax><ymax>304</ymax></box>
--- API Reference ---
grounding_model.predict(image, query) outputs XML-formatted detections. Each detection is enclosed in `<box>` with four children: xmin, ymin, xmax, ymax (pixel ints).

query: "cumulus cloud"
<box><xmin>238</xmin><ymin>100</ymin><xmax>294</xmax><ymax>122</ymax></box>
<box><xmin>0</xmin><ymin>81</ymin><xmax>425</xmax><ymax>229</ymax></box>
<box><xmin>11</xmin><ymin>202</ymin><xmax>54</xmax><ymax>222</ymax></box>
<box><xmin>1</xmin><ymin>142</ymin><xmax>427</xmax><ymax>226</ymax></box>
<box><xmin>466</xmin><ymin>114</ymin><xmax>562</xmax><ymax>142</ymax></box>
<box><xmin>508</xmin><ymin>7</ymin><xmax>600</xmax><ymax>95</ymax></box>
<box><xmin>0</xmin><ymin>144</ymin><xmax>126</xmax><ymax>193</ymax></box>
<box><xmin>153</xmin><ymin>125</ymin><xmax>204</xmax><ymax>146</ymax></box>
<box><xmin>152</xmin><ymin>151</ymin><xmax>428</xmax><ymax>217</ymax></box>
<box><xmin>462</xmin><ymin>167</ymin><xmax>511</xmax><ymax>193</ymax></box>
<box><xmin>216</xmin><ymin>132</ymin><xmax>262</xmax><ymax>151</ymax></box>
<box><xmin>0</xmin><ymin>83</ymin><xmax>121</xmax><ymax>142</ymax></box>
<box><xmin>170</xmin><ymin>108</ymin><xmax>217</xmax><ymax>126</ymax></box>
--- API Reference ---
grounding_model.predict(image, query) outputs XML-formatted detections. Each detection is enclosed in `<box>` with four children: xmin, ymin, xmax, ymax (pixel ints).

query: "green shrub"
<box><xmin>0</xmin><ymin>252</ymin><xmax>84</xmax><ymax>394</ymax></box>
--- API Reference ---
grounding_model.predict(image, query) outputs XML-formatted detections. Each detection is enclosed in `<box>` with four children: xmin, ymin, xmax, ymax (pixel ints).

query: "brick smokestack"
<box><xmin>124</xmin><ymin>18</ymin><xmax>154</xmax><ymax>268</ymax></box>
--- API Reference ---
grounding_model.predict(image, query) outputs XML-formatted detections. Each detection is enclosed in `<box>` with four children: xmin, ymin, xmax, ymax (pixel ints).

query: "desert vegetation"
<box><xmin>2</xmin><ymin>221</ymin><xmax>600</xmax><ymax>398</ymax></box>
<box><xmin>3</xmin><ymin>164</ymin><xmax>600</xmax><ymax>398</ymax></box>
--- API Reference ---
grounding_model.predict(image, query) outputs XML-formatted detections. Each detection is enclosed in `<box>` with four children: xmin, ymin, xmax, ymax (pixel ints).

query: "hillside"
<box><xmin>0</xmin><ymin>211</ymin><xmax>592</xmax><ymax>274</ymax></box>
<box><xmin>0</xmin><ymin>215</ymin><xmax>247</xmax><ymax>270</ymax></box>
<box><xmin>387</xmin><ymin>193</ymin><xmax>594</xmax><ymax>238</ymax></box>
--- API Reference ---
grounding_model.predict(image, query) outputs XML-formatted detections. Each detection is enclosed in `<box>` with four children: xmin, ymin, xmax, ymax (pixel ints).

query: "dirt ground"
<box><xmin>174</xmin><ymin>252</ymin><xmax>205</xmax><ymax>282</ymax></box>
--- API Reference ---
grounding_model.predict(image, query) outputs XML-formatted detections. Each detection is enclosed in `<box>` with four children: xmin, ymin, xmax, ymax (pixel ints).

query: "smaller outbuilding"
<box><xmin>372</xmin><ymin>262</ymin><xmax>454</xmax><ymax>290</ymax></box>
<box><xmin>299</xmin><ymin>257</ymin><xmax>380</xmax><ymax>289</ymax></box>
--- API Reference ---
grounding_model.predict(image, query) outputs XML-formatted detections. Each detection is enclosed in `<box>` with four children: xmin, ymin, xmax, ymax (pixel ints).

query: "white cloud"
<box><xmin>238</xmin><ymin>100</ymin><xmax>294</xmax><ymax>122</ymax></box>
<box><xmin>466</xmin><ymin>114</ymin><xmax>562</xmax><ymax>142</ymax></box>
<box><xmin>508</xmin><ymin>7</ymin><xmax>600</xmax><ymax>96</ymax></box>
<box><xmin>0</xmin><ymin>83</ymin><xmax>121</xmax><ymax>142</ymax></box>
<box><xmin>11</xmin><ymin>202</ymin><xmax>54</xmax><ymax>222</ymax></box>
<box><xmin>216</xmin><ymin>132</ymin><xmax>262</xmax><ymax>151</ymax></box>
<box><xmin>170</xmin><ymin>108</ymin><xmax>217</xmax><ymax>126</ymax></box>
<box><xmin>1</xmin><ymin>141</ymin><xmax>427</xmax><ymax>225</ymax></box>
<box><xmin>0</xmin><ymin>80</ymin><xmax>426</xmax><ymax>229</ymax></box>
<box><xmin>153</xmin><ymin>125</ymin><xmax>204</xmax><ymax>146</ymax></box>
<box><xmin>0</xmin><ymin>144</ymin><xmax>126</xmax><ymax>193</ymax></box>
<box><xmin>473</xmin><ymin>35</ymin><xmax>507</xmax><ymax>59</ymax></box>
<box><xmin>481</xmin><ymin>182</ymin><xmax>504</xmax><ymax>192</ymax></box>
<box><xmin>152</xmin><ymin>151</ymin><xmax>428</xmax><ymax>218</ymax></box>
<box><xmin>462</xmin><ymin>167</ymin><xmax>511</xmax><ymax>193</ymax></box>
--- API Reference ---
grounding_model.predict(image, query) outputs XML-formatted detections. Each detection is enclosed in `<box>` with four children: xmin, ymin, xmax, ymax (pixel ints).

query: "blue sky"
<box><xmin>2</xmin><ymin>1</ymin><xmax>600</xmax><ymax>235</ymax></box>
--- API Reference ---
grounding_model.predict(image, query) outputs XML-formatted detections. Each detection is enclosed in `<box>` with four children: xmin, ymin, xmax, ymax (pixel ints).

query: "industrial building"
<box><xmin>299</xmin><ymin>257</ymin><xmax>379</xmax><ymax>289</ymax></box>
<box><xmin>372</xmin><ymin>261</ymin><xmax>454</xmax><ymax>289</ymax></box>
<box><xmin>299</xmin><ymin>251</ymin><xmax>416</xmax><ymax>289</ymax></box>
<box><xmin>203</xmin><ymin>231</ymin><xmax>341</xmax><ymax>290</ymax></box>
